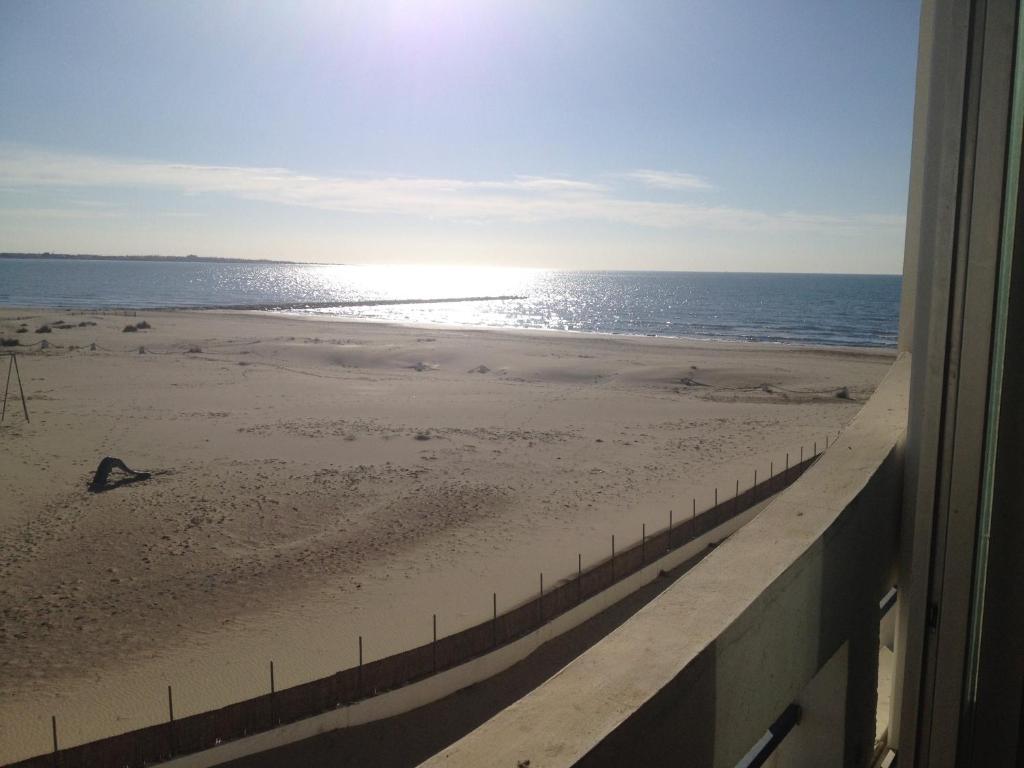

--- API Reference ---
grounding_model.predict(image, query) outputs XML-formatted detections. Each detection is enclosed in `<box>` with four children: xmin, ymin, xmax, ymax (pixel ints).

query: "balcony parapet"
<box><xmin>423</xmin><ymin>354</ymin><xmax>910</xmax><ymax>768</ymax></box>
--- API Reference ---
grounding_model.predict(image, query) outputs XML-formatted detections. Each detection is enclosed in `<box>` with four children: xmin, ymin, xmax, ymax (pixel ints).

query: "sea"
<box><xmin>0</xmin><ymin>259</ymin><xmax>901</xmax><ymax>348</ymax></box>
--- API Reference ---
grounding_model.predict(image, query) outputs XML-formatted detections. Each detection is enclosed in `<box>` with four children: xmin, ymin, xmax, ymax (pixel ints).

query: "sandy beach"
<box><xmin>0</xmin><ymin>308</ymin><xmax>894</xmax><ymax>763</ymax></box>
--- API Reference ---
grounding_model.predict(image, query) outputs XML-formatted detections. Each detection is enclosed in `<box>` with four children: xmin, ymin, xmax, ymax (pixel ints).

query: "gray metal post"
<box><xmin>1</xmin><ymin>356</ymin><xmax>11</xmax><ymax>423</ymax></box>
<box><xmin>433</xmin><ymin>614</ymin><xmax>437</xmax><ymax>672</ymax></box>
<box><xmin>13</xmin><ymin>355</ymin><xmax>28</xmax><ymax>422</ymax></box>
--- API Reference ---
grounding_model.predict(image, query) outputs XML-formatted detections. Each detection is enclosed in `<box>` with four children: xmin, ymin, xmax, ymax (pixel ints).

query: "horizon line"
<box><xmin>0</xmin><ymin>252</ymin><xmax>904</xmax><ymax>277</ymax></box>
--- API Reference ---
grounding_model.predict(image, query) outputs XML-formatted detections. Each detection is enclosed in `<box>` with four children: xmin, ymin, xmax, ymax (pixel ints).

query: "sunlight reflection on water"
<box><xmin>0</xmin><ymin>260</ymin><xmax>900</xmax><ymax>347</ymax></box>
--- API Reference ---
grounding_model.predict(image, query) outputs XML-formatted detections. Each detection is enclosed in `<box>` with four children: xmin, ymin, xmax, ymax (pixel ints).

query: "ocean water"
<box><xmin>0</xmin><ymin>259</ymin><xmax>901</xmax><ymax>348</ymax></box>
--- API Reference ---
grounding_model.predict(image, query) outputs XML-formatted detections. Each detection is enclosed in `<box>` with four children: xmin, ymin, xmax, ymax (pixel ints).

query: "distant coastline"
<box><xmin>0</xmin><ymin>252</ymin><xmax>300</xmax><ymax>265</ymax></box>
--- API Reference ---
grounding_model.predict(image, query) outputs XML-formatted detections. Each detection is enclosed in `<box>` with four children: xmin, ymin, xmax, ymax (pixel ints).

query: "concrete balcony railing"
<box><xmin>423</xmin><ymin>354</ymin><xmax>910</xmax><ymax>768</ymax></box>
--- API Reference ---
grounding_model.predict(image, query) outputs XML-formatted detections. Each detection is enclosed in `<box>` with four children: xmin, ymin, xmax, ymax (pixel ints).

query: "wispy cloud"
<box><xmin>0</xmin><ymin>145</ymin><xmax>902</xmax><ymax>234</ymax></box>
<box><xmin>620</xmin><ymin>169</ymin><xmax>712</xmax><ymax>190</ymax></box>
<box><xmin>0</xmin><ymin>206</ymin><xmax>125</xmax><ymax>220</ymax></box>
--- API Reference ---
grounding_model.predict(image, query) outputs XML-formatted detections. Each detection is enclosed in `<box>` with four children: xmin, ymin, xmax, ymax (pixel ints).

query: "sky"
<box><xmin>0</xmin><ymin>0</ymin><xmax>920</xmax><ymax>273</ymax></box>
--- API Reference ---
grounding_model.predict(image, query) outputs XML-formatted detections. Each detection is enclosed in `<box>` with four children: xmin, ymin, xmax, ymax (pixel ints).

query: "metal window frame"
<box><xmin>893</xmin><ymin>0</ymin><xmax>1022</xmax><ymax>765</ymax></box>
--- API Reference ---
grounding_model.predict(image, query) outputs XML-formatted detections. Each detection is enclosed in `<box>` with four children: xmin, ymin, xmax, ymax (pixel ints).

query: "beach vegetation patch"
<box><xmin>122</xmin><ymin>324</ymin><xmax>138</xmax><ymax>332</ymax></box>
<box><xmin>35</xmin><ymin>324</ymin><xmax>51</xmax><ymax>333</ymax></box>
<box><xmin>1</xmin><ymin>337</ymin><xmax>19</xmax><ymax>347</ymax></box>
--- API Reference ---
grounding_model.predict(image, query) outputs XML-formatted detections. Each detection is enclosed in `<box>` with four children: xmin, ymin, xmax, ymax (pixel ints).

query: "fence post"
<box><xmin>770</xmin><ymin>461</ymin><xmax>774</xmax><ymax>493</ymax></box>
<box><xmin>358</xmin><ymin>636</ymin><xmax>363</xmax><ymax>696</ymax></box>
<box><xmin>785</xmin><ymin>452</ymin><xmax>789</xmax><ymax>483</ymax></box>
<box><xmin>168</xmin><ymin>685</ymin><xmax>175</xmax><ymax>755</ymax></box>
<box><xmin>642</xmin><ymin>523</ymin><xmax>646</xmax><ymax>563</ymax></box>
<box><xmin>577</xmin><ymin>553</ymin><xmax>582</xmax><ymax>603</ymax></box>
<box><xmin>611</xmin><ymin>535</ymin><xmax>616</xmax><ymax>581</ymax></box>
<box><xmin>692</xmin><ymin>497</ymin><xmax>696</xmax><ymax>522</ymax></box>
<box><xmin>814</xmin><ymin>441</ymin><xmax>817</xmax><ymax>456</ymax></box>
<box><xmin>735</xmin><ymin>479</ymin><xmax>739</xmax><ymax>514</ymax></box>
<box><xmin>433</xmin><ymin>614</ymin><xmax>437</xmax><ymax>672</ymax></box>
<box><xmin>51</xmin><ymin>715</ymin><xmax>58</xmax><ymax>767</ymax></box>
<box><xmin>493</xmin><ymin>592</ymin><xmax>498</xmax><ymax>646</ymax></box>
<box><xmin>801</xmin><ymin>445</ymin><xmax>804</xmax><ymax>463</ymax></box>
<box><xmin>269</xmin><ymin>660</ymin><xmax>275</xmax><ymax>725</ymax></box>
<box><xmin>538</xmin><ymin>573</ymin><xmax>544</xmax><ymax>625</ymax></box>
<box><xmin>715</xmin><ymin>487</ymin><xmax>718</xmax><ymax>506</ymax></box>
<box><xmin>668</xmin><ymin>510</ymin><xmax>673</xmax><ymax>551</ymax></box>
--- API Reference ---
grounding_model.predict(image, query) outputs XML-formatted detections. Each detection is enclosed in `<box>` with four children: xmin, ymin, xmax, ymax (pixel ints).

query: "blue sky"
<box><xmin>0</xmin><ymin>1</ymin><xmax>920</xmax><ymax>272</ymax></box>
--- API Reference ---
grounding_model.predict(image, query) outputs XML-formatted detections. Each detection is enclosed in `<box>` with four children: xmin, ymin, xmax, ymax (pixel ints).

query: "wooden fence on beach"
<box><xmin>10</xmin><ymin>450</ymin><xmax>824</xmax><ymax>768</ymax></box>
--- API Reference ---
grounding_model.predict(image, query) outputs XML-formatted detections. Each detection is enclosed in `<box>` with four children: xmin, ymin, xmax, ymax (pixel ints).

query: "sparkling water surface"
<box><xmin>0</xmin><ymin>259</ymin><xmax>900</xmax><ymax>348</ymax></box>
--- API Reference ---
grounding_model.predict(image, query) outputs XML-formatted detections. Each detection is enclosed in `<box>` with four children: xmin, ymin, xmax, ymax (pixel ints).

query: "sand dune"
<box><xmin>0</xmin><ymin>308</ymin><xmax>893</xmax><ymax>763</ymax></box>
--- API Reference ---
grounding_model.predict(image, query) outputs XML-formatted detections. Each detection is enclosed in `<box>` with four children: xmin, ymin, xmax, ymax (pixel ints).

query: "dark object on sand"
<box><xmin>35</xmin><ymin>325</ymin><xmax>51</xmax><ymax>333</ymax></box>
<box><xmin>123</xmin><ymin>324</ymin><xmax>138</xmax><ymax>333</ymax></box>
<box><xmin>135</xmin><ymin>320</ymin><xmax>151</xmax><ymax>330</ymax></box>
<box><xmin>89</xmin><ymin>457</ymin><xmax>151</xmax><ymax>492</ymax></box>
